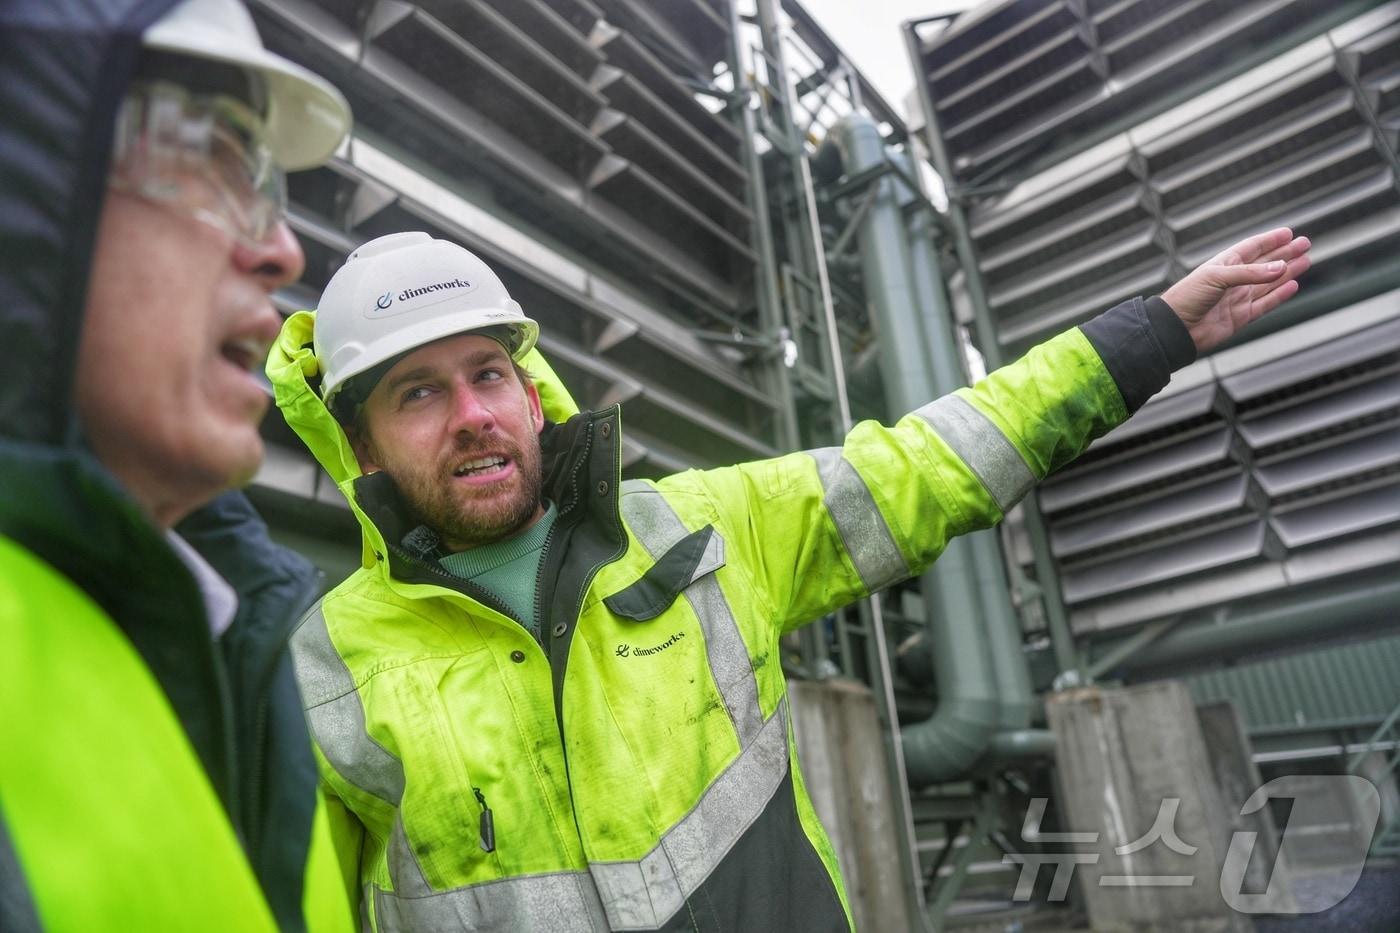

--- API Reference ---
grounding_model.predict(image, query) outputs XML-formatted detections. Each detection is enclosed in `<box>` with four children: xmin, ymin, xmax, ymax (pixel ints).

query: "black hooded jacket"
<box><xmin>1</xmin><ymin>2</ymin><xmax>324</xmax><ymax>929</ymax></box>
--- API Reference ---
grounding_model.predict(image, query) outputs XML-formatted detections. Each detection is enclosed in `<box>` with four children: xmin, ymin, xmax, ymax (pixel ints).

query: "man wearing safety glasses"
<box><xmin>0</xmin><ymin>0</ymin><xmax>354</xmax><ymax>929</ymax></box>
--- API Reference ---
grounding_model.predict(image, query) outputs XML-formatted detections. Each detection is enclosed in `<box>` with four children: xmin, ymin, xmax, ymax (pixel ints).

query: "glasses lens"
<box><xmin>111</xmin><ymin>82</ymin><xmax>285</xmax><ymax>247</ymax></box>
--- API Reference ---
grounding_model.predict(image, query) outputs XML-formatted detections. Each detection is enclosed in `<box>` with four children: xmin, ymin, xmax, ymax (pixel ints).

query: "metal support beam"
<box><xmin>723</xmin><ymin>1</ymin><xmax>800</xmax><ymax>455</ymax></box>
<box><xmin>748</xmin><ymin>4</ymin><xmax>928</xmax><ymax>925</ymax></box>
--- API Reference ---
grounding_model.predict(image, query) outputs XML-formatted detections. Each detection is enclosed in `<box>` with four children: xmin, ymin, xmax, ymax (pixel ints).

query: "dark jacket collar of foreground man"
<box><xmin>0</xmin><ymin>2</ymin><xmax>329</xmax><ymax>929</ymax></box>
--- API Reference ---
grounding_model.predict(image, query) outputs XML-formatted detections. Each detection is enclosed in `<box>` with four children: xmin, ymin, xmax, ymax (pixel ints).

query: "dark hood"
<box><xmin>0</xmin><ymin>7</ymin><xmax>326</xmax><ymax>926</ymax></box>
<box><xmin>0</xmin><ymin>0</ymin><xmax>177</xmax><ymax>447</ymax></box>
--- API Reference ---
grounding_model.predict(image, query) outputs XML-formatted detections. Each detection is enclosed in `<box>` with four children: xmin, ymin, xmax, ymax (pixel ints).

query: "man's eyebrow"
<box><xmin>383</xmin><ymin>365</ymin><xmax>436</xmax><ymax>394</ymax></box>
<box><xmin>382</xmin><ymin>347</ymin><xmax>509</xmax><ymax>394</ymax></box>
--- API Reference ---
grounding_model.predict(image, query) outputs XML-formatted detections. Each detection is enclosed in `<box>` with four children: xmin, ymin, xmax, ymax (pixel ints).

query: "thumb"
<box><xmin>1213</xmin><ymin>260</ymin><xmax>1286</xmax><ymax>287</ymax></box>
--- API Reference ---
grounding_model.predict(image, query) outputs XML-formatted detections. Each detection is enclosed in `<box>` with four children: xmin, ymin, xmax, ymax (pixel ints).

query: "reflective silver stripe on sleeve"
<box><xmin>808</xmin><ymin>447</ymin><xmax>911</xmax><ymax>592</ymax></box>
<box><xmin>290</xmin><ymin>603</ymin><xmax>405</xmax><ymax>807</ymax></box>
<box><xmin>373</xmin><ymin>870</ymin><xmax>609</xmax><ymax>933</ymax></box>
<box><xmin>619</xmin><ymin>481</ymin><xmax>763</xmax><ymax>747</ymax></box>
<box><xmin>915</xmin><ymin>394</ymin><xmax>1036</xmax><ymax>513</ymax></box>
<box><xmin>590</xmin><ymin>700</ymin><xmax>791</xmax><ymax>931</ymax></box>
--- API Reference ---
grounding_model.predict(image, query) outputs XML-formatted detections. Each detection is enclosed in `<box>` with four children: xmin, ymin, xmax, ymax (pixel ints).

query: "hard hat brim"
<box><xmin>142</xmin><ymin>28</ymin><xmax>351</xmax><ymax>171</ymax></box>
<box><xmin>323</xmin><ymin>314</ymin><xmax>540</xmax><ymax>407</ymax></box>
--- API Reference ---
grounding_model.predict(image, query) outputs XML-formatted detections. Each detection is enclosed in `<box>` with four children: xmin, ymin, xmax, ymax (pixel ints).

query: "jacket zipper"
<box><xmin>388</xmin><ymin>541</ymin><xmax>526</xmax><ymax>635</ymax></box>
<box><xmin>473</xmin><ymin>787</ymin><xmax>496</xmax><ymax>853</ymax></box>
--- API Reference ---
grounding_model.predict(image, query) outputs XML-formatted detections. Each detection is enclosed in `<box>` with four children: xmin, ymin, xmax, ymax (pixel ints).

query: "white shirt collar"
<box><xmin>165</xmin><ymin>530</ymin><xmax>239</xmax><ymax>638</ymax></box>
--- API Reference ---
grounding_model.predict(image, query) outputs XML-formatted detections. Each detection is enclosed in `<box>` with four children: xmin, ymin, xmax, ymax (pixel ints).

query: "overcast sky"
<box><xmin>797</xmin><ymin>0</ymin><xmax>981</xmax><ymax>118</ymax></box>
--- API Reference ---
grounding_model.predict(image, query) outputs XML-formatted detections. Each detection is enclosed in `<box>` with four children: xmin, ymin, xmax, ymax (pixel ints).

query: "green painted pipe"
<box><xmin>825</xmin><ymin>114</ymin><xmax>1029</xmax><ymax>785</ymax></box>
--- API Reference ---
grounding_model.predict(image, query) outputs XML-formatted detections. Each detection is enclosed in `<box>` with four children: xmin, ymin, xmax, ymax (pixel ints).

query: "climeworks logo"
<box><xmin>371</xmin><ymin>277</ymin><xmax>473</xmax><ymax>313</ymax></box>
<box><xmin>398</xmin><ymin>278</ymin><xmax>471</xmax><ymax>301</ymax></box>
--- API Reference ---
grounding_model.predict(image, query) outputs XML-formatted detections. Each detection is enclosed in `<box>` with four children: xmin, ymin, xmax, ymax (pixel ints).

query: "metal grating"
<box><xmin>1033</xmin><ymin>288</ymin><xmax>1400</xmax><ymax>633</ymax></box>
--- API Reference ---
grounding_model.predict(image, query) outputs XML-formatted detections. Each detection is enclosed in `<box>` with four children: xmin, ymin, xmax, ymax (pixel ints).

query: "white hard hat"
<box><xmin>315</xmin><ymin>232</ymin><xmax>540</xmax><ymax>411</ymax></box>
<box><xmin>142</xmin><ymin>0</ymin><xmax>350</xmax><ymax>170</ymax></box>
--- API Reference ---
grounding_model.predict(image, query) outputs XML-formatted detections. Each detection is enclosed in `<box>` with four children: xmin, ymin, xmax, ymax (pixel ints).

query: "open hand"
<box><xmin>1161</xmin><ymin>227</ymin><xmax>1312</xmax><ymax>353</ymax></box>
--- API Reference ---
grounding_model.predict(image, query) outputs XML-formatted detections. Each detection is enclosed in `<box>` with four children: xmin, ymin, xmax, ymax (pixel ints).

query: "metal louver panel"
<box><xmin>251</xmin><ymin>0</ymin><xmax>755</xmax><ymax>318</ymax></box>
<box><xmin>241</xmin><ymin>0</ymin><xmax>780</xmax><ymax>525</ymax></box>
<box><xmin>918</xmin><ymin>0</ymin><xmax>1373</xmax><ymax>182</ymax></box>
<box><xmin>1034</xmin><ymin>288</ymin><xmax>1400</xmax><ymax>633</ymax></box>
<box><xmin>948</xmin><ymin>4</ymin><xmax>1400</xmax><ymax>359</ymax></box>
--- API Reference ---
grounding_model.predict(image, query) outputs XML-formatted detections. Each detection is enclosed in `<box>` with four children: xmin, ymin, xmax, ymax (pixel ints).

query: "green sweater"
<box><xmin>438</xmin><ymin>502</ymin><xmax>557</xmax><ymax>639</ymax></box>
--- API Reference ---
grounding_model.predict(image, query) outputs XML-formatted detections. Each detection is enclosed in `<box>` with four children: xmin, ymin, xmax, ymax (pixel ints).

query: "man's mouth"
<box><xmin>453</xmin><ymin>455</ymin><xmax>509</xmax><ymax>478</ymax></box>
<box><xmin>220</xmin><ymin>336</ymin><xmax>267</xmax><ymax>372</ymax></box>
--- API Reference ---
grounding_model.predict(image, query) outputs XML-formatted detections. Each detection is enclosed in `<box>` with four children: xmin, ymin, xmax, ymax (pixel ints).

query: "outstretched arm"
<box><xmin>662</xmin><ymin>228</ymin><xmax>1313</xmax><ymax>630</ymax></box>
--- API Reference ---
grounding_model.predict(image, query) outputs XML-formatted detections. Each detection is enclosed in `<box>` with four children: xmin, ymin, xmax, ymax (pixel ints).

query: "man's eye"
<box><xmin>402</xmin><ymin>386</ymin><xmax>433</xmax><ymax>403</ymax></box>
<box><xmin>476</xmin><ymin>368</ymin><xmax>504</xmax><ymax>383</ymax></box>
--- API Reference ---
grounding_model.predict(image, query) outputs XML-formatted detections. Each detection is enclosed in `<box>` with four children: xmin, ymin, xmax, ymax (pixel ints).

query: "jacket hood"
<box><xmin>0</xmin><ymin>0</ymin><xmax>178</xmax><ymax>448</ymax></box>
<box><xmin>268</xmin><ymin>309</ymin><xmax>582</xmax><ymax>561</ymax></box>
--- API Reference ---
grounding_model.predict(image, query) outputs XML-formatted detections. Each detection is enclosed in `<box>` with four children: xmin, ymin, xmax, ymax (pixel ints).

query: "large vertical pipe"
<box><xmin>893</xmin><ymin>151</ymin><xmax>1034</xmax><ymax>733</ymax></box>
<box><xmin>826</xmin><ymin>115</ymin><xmax>1001</xmax><ymax>785</ymax></box>
<box><xmin>901</xmin><ymin>19</ymin><xmax>1081</xmax><ymax>679</ymax></box>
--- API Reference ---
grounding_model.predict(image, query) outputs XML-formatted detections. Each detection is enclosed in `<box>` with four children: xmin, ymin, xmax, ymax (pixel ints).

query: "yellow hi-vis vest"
<box><xmin>269</xmin><ymin>309</ymin><xmax>1128</xmax><ymax>931</ymax></box>
<box><xmin>0</xmin><ymin>536</ymin><xmax>353</xmax><ymax>932</ymax></box>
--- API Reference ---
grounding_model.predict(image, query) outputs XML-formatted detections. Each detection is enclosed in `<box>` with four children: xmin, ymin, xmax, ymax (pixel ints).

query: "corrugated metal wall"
<box><xmin>1185</xmin><ymin>632</ymin><xmax>1400</xmax><ymax>734</ymax></box>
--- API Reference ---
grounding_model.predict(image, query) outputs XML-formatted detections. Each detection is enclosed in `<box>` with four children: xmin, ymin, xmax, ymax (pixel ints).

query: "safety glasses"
<box><xmin>109</xmin><ymin>80</ymin><xmax>286</xmax><ymax>249</ymax></box>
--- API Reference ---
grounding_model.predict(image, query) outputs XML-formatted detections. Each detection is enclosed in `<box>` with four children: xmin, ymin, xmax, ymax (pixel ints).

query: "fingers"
<box><xmin>1246</xmin><ymin>250</ymin><xmax>1312</xmax><ymax>321</ymax></box>
<box><xmin>1256</xmin><ymin>236</ymin><xmax>1312</xmax><ymax>268</ymax></box>
<box><xmin>1213</xmin><ymin>260</ymin><xmax>1291</xmax><ymax>288</ymax></box>
<box><xmin>1217</xmin><ymin>226</ymin><xmax>1294</xmax><ymax>264</ymax></box>
<box><xmin>1249</xmin><ymin>250</ymin><xmax>1312</xmax><ymax>300</ymax></box>
<box><xmin>1247</xmin><ymin>277</ymin><xmax>1300</xmax><ymax>322</ymax></box>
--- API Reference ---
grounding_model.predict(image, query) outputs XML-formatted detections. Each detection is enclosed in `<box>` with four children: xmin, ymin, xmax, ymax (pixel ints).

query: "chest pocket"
<box><xmin>603</xmin><ymin>524</ymin><xmax>724</xmax><ymax>621</ymax></box>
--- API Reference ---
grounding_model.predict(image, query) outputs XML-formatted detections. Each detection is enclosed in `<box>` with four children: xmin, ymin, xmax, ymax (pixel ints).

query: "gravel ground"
<box><xmin>1255</xmin><ymin>861</ymin><xmax>1400</xmax><ymax>933</ymax></box>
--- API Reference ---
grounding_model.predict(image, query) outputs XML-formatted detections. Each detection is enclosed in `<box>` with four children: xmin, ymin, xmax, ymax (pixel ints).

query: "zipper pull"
<box><xmin>473</xmin><ymin>787</ymin><xmax>496</xmax><ymax>853</ymax></box>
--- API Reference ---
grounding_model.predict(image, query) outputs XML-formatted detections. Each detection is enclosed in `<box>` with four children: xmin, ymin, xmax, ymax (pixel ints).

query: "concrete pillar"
<box><xmin>1195</xmin><ymin>702</ymin><xmax>1294</xmax><ymax>915</ymax></box>
<box><xmin>1045</xmin><ymin>682</ymin><xmax>1253</xmax><ymax>932</ymax></box>
<box><xmin>789</xmin><ymin>678</ymin><xmax>912</xmax><ymax>933</ymax></box>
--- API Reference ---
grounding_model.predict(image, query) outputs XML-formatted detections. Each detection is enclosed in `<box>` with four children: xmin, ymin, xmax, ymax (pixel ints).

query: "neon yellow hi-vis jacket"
<box><xmin>269</xmin><ymin>307</ymin><xmax>1131</xmax><ymax>932</ymax></box>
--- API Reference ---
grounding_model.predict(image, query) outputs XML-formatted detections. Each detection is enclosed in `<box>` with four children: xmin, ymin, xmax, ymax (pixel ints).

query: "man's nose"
<box><xmin>236</xmin><ymin>220</ymin><xmax>306</xmax><ymax>291</ymax></box>
<box><xmin>447</xmin><ymin>384</ymin><xmax>496</xmax><ymax>437</ymax></box>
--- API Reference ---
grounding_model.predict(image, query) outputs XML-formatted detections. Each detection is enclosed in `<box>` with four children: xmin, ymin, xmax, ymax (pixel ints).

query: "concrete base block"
<box><xmin>1046</xmin><ymin>682</ymin><xmax>1254</xmax><ymax>933</ymax></box>
<box><xmin>789</xmin><ymin>678</ymin><xmax>912</xmax><ymax>933</ymax></box>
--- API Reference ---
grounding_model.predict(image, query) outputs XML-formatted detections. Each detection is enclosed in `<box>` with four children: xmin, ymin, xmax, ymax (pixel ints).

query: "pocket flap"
<box><xmin>603</xmin><ymin>524</ymin><xmax>724</xmax><ymax>622</ymax></box>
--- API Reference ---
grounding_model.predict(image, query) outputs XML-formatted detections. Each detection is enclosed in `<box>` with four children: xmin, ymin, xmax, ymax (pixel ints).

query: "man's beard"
<box><xmin>391</xmin><ymin>434</ymin><xmax>545</xmax><ymax>552</ymax></box>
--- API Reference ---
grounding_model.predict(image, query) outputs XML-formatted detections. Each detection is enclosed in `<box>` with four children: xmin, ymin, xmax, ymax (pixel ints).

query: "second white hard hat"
<box><xmin>315</xmin><ymin>232</ymin><xmax>540</xmax><ymax>410</ymax></box>
<box><xmin>142</xmin><ymin>0</ymin><xmax>350</xmax><ymax>170</ymax></box>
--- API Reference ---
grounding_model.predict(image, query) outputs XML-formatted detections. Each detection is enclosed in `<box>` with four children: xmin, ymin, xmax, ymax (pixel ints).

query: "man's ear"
<box><xmin>347</xmin><ymin>423</ymin><xmax>382</xmax><ymax>474</ymax></box>
<box><xmin>525</xmin><ymin>380</ymin><xmax>545</xmax><ymax>435</ymax></box>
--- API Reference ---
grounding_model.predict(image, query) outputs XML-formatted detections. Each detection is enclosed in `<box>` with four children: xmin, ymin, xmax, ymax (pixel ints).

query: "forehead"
<box><xmin>374</xmin><ymin>333</ymin><xmax>511</xmax><ymax>390</ymax></box>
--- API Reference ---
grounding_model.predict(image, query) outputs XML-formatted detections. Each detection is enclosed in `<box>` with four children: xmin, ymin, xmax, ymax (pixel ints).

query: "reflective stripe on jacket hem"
<box><xmin>592</xmin><ymin>700</ymin><xmax>791</xmax><ymax>930</ymax></box>
<box><xmin>371</xmin><ymin>870</ymin><xmax>609</xmax><ymax>932</ymax></box>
